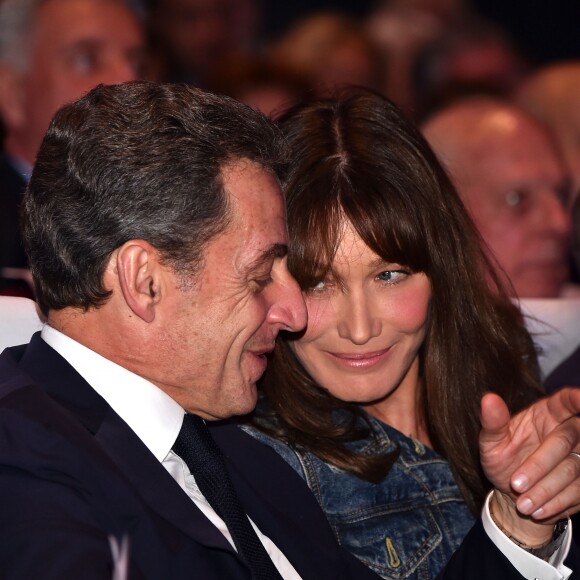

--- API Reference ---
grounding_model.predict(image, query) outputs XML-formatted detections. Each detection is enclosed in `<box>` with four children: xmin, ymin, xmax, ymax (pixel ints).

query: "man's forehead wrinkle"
<box><xmin>461</xmin><ymin>133</ymin><xmax>559</xmax><ymax>191</ymax></box>
<box><xmin>459</xmin><ymin>120</ymin><xmax>515</xmax><ymax>168</ymax></box>
<box><xmin>431</xmin><ymin>107</ymin><xmax>520</xmax><ymax>164</ymax></box>
<box><xmin>247</xmin><ymin>243</ymin><xmax>288</xmax><ymax>270</ymax></box>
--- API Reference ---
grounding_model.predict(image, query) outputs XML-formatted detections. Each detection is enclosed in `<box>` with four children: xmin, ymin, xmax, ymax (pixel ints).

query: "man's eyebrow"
<box><xmin>249</xmin><ymin>243</ymin><xmax>288</xmax><ymax>269</ymax></box>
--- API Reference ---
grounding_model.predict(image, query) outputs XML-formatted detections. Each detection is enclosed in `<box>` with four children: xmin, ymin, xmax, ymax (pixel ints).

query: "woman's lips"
<box><xmin>326</xmin><ymin>348</ymin><xmax>391</xmax><ymax>369</ymax></box>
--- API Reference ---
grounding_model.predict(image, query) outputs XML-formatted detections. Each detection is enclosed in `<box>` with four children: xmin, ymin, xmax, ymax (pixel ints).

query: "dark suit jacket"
<box><xmin>0</xmin><ymin>155</ymin><xmax>27</xmax><ymax>270</ymax></box>
<box><xmin>545</xmin><ymin>345</ymin><xmax>580</xmax><ymax>393</ymax></box>
<box><xmin>0</xmin><ymin>155</ymin><xmax>34</xmax><ymax>297</ymax></box>
<box><xmin>0</xmin><ymin>334</ymin><xmax>572</xmax><ymax>579</ymax></box>
<box><xmin>544</xmin><ymin>347</ymin><xmax>580</xmax><ymax>550</ymax></box>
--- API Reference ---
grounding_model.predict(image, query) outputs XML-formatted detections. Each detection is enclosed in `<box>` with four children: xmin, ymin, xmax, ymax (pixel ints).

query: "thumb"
<box><xmin>480</xmin><ymin>392</ymin><xmax>511</xmax><ymax>445</ymax></box>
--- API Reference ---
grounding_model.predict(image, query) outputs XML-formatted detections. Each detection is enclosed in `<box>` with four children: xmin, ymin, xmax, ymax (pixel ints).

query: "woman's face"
<box><xmin>290</xmin><ymin>222</ymin><xmax>431</xmax><ymax>406</ymax></box>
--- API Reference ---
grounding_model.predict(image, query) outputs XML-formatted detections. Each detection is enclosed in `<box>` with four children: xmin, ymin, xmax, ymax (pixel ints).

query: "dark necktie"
<box><xmin>172</xmin><ymin>414</ymin><xmax>284</xmax><ymax>580</ymax></box>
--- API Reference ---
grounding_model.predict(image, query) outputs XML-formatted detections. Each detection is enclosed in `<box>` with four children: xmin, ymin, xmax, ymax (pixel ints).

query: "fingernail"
<box><xmin>532</xmin><ymin>507</ymin><xmax>544</xmax><ymax>519</ymax></box>
<box><xmin>512</xmin><ymin>474</ymin><xmax>528</xmax><ymax>491</ymax></box>
<box><xmin>518</xmin><ymin>498</ymin><xmax>534</xmax><ymax>514</ymax></box>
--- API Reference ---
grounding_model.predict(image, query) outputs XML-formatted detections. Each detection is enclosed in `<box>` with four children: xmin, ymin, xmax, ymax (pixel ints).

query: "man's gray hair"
<box><xmin>0</xmin><ymin>0</ymin><xmax>145</xmax><ymax>73</ymax></box>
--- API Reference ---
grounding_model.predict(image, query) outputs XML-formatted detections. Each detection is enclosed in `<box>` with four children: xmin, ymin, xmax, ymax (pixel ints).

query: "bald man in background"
<box><xmin>516</xmin><ymin>61</ymin><xmax>580</xmax><ymax>206</ymax></box>
<box><xmin>422</xmin><ymin>98</ymin><xmax>572</xmax><ymax>299</ymax></box>
<box><xmin>0</xmin><ymin>0</ymin><xmax>145</xmax><ymax>294</ymax></box>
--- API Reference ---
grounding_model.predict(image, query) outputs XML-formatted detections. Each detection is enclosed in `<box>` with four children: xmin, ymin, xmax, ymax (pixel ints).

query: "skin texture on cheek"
<box><xmin>143</xmin><ymin>160</ymin><xmax>299</xmax><ymax>420</ymax></box>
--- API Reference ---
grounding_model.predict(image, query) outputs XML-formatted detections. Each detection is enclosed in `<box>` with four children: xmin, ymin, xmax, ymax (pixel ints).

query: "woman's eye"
<box><xmin>377</xmin><ymin>270</ymin><xmax>407</xmax><ymax>283</ymax></box>
<box><xmin>306</xmin><ymin>278</ymin><xmax>334</xmax><ymax>294</ymax></box>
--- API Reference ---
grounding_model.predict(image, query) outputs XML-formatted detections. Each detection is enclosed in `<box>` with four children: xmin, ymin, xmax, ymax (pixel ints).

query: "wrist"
<box><xmin>490</xmin><ymin>491</ymin><xmax>568</xmax><ymax>561</ymax></box>
<box><xmin>490</xmin><ymin>491</ymin><xmax>552</xmax><ymax>546</ymax></box>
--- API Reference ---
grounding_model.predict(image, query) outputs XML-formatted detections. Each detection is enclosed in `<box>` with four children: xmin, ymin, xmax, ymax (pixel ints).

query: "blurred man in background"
<box><xmin>0</xmin><ymin>0</ymin><xmax>145</xmax><ymax>295</ymax></box>
<box><xmin>516</xmin><ymin>61</ymin><xmax>580</xmax><ymax>206</ymax></box>
<box><xmin>422</xmin><ymin>98</ymin><xmax>572</xmax><ymax>298</ymax></box>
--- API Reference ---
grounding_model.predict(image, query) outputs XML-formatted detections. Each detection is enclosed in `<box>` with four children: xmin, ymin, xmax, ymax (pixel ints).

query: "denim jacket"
<box><xmin>243</xmin><ymin>414</ymin><xmax>475</xmax><ymax>580</ymax></box>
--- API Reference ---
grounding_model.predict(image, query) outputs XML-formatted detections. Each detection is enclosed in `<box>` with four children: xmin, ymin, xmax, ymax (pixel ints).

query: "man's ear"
<box><xmin>0</xmin><ymin>65</ymin><xmax>26</xmax><ymax>130</ymax></box>
<box><xmin>115</xmin><ymin>240</ymin><xmax>163</xmax><ymax>323</ymax></box>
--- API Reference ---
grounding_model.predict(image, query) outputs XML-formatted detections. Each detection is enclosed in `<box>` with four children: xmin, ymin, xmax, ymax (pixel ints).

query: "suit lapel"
<box><xmin>15</xmin><ymin>334</ymin><xmax>240</xmax><ymax>556</ymax></box>
<box><xmin>94</xmin><ymin>404</ymin><xmax>236</xmax><ymax>553</ymax></box>
<box><xmin>13</xmin><ymin>335</ymin><xmax>351</xmax><ymax>578</ymax></box>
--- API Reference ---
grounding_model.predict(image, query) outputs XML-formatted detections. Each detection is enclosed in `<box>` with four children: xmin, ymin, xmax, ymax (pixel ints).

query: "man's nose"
<box><xmin>544</xmin><ymin>191</ymin><xmax>572</xmax><ymax>237</ymax></box>
<box><xmin>266</xmin><ymin>273</ymin><xmax>307</xmax><ymax>333</ymax></box>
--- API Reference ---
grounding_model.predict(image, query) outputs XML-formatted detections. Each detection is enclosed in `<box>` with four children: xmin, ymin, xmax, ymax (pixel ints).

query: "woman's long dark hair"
<box><xmin>253</xmin><ymin>88</ymin><xmax>542</xmax><ymax>514</ymax></box>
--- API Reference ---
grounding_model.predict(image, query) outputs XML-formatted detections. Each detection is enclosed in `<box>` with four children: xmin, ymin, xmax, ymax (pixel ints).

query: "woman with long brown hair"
<box><xmin>245</xmin><ymin>89</ymin><xmax>576</xmax><ymax>579</ymax></box>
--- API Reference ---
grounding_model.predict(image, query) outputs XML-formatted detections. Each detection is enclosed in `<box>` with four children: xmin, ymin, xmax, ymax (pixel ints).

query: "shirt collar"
<box><xmin>41</xmin><ymin>325</ymin><xmax>184</xmax><ymax>462</ymax></box>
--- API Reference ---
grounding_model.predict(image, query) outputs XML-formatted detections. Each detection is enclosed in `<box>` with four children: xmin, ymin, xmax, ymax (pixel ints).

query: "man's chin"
<box><xmin>227</xmin><ymin>382</ymin><xmax>259</xmax><ymax>418</ymax></box>
<box><xmin>514</xmin><ymin>269</ymin><xmax>567</xmax><ymax>298</ymax></box>
<box><xmin>516</xmin><ymin>281</ymin><xmax>564</xmax><ymax>299</ymax></box>
<box><xmin>189</xmin><ymin>384</ymin><xmax>258</xmax><ymax>421</ymax></box>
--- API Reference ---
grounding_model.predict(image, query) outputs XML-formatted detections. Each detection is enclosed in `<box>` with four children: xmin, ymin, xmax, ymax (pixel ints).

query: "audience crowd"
<box><xmin>1</xmin><ymin>0</ymin><xmax>580</xmax><ymax>299</ymax></box>
<box><xmin>0</xmin><ymin>0</ymin><xmax>580</xmax><ymax>578</ymax></box>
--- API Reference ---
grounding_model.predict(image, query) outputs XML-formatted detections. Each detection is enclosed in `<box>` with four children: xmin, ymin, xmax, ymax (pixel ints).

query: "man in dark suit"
<box><xmin>546</xmin><ymin>347</ymin><xmax>580</xmax><ymax>392</ymax></box>
<box><xmin>0</xmin><ymin>0</ymin><xmax>144</xmax><ymax>295</ymax></box>
<box><xmin>0</xmin><ymin>81</ymin><xmax>577</xmax><ymax>579</ymax></box>
<box><xmin>0</xmin><ymin>155</ymin><xmax>29</xmax><ymax>294</ymax></box>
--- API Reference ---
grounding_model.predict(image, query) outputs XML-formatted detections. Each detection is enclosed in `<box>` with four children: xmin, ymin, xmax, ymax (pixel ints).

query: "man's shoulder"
<box><xmin>0</xmin><ymin>345</ymin><xmax>37</xmax><ymax>401</ymax></box>
<box><xmin>0</xmin><ymin>344</ymin><xmax>161</xmax><ymax>528</ymax></box>
<box><xmin>0</xmin><ymin>343</ymin><xmax>111</xmax><ymax>475</ymax></box>
<box><xmin>0</xmin><ymin>154</ymin><xmax>25</xmax><ymax>184</ymax></box>
<box><xmin>545</xmin><ymin>344</ymin><xmax>580</xmax><ymax>393</ymax></box>
<box><xmin>0</xmin><ymin>155</ymin><xmax>28</xmax><ymax>269</ymax></box>
<box><xmin>0</xmin><ymin>155</ymin><xmax>26</xmax><ymax>211</ymax></box>
<box><xmin>0</xmin><ymin>347</ymin><xmax>87</xmax><ymax>454</ymax></box>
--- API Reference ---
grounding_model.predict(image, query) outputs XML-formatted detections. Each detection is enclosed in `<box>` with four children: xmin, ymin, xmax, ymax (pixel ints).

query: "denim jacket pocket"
<box><xmin>331</xmin><ymin>506</ymin><xmax>443</xmax><ymax>579</ymax></box>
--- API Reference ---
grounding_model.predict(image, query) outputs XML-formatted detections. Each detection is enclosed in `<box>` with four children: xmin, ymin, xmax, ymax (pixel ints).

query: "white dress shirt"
<box><xmin>41</xmin><ymin>325</ymin><xmax>302</xmax><ymax>580</ymax></box>
<box><xmin>482</xmin><ymin>492</ymin><xmax>572</xmax><ymax>580</ymax></box>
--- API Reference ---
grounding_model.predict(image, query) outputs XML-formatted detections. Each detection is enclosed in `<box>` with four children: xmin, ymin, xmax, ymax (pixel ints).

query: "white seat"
<box><xmin>0</xmin><ymin>296</ymin><xmax>45</xmax><ymax>351</ymax></box>
<box><xmin>519</xmin><ymin>298</ymin><xmax>580</xmax><ymax>379</ymax></box>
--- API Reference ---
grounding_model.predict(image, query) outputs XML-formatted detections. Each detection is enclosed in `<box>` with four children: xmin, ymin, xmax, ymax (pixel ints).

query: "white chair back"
<box><xmin>519</xmin><ymin>298</ymin><xmax>580</xmax><ymax>379</ymax></box>
<box><xmin>0</xmin><ymin>296</ymin><xmax>45</xmax><ymax>351</ymax></box>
